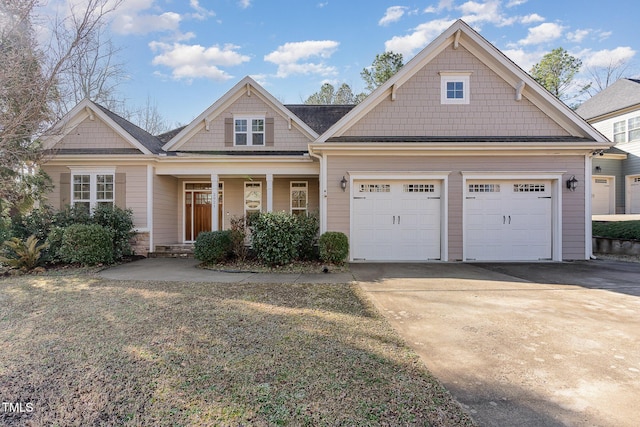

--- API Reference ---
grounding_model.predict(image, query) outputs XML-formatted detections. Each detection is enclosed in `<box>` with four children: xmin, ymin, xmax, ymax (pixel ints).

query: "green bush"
<box><xmin>251</xmin><ymin>212</ymin><xmax>301</xmax><ymax>266</ymax></box>
<box><xmin>194</xmin><ymin>230</ymin><xmax>233</xmax><ymax>263</ymax></box>
<box><xmin>319</xmin><ymin>231</ymin><xmax>349</xmax><ymax>265</ymax></box>
<box><xmin>593</xmin><ymin>221</ymin><xmax>640</xmax><ymax>240</ymax></box>
<box><xmin>10</xmin><ymin>205</ymin><xmax>57</xmax><ymax>242</ymax></box>
<box><xmin>295</xmin><ymin>213</ymin><xmax>319</xmax><ymax>261</ymax></box>
<box><xmin>45</xmin><ymin>226</ymin><xmax>66</xmax><ymax>263</ymax></box>
<box><xmin>59</xmin><ymin>224</ymin><xmax>114</xmax><ymax>266</ymax></box>
<box><xmin>92</xmin><ymin>205</ymin><xmax>135</xmax><ymax>259</ymax></box>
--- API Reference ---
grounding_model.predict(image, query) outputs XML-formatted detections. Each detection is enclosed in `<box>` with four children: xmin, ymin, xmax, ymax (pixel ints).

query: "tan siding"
<box><xmin>55</xmin><ymin>117</ymin><xmax>137</xmax><ymax>150</ymax></box>
<box><xmin>343</xmin><ymin>45</ymin><xmax>569</xmax><ymax>138</ymax></box>
<box><xmin>153</xmin><ymin>175</ymin><xmax>179</xmax><ymax>245</ymax></box>
<box><xmin>179</xmin><ymin>93</ymin><xmax>312</xmax><ymax>151</ymax></box>
<box><xmin>272</xmin><ymin>178</ymin><xmax>319</xmax><ymax>214</ymax></box>
<box><xmin>326</xmin><ymin>154</ymin><xmax>586</xmax><ymax>261</ymax></box>
<box><xmin>117</xmin><ymin>166</ymin><xmax>147</xmax><ymax>228</ymax></box>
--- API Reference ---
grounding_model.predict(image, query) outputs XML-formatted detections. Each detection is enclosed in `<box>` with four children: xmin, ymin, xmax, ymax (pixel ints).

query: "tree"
<box><xmin>530</xmin><ymin>47</ymin><xmax>584</xmax><ymax>101</ymax></box>
<box><xmin>124</xmin><ymin>96</ymin><xmax>173</xmax><ymax>135</ymax></box>
<box><xmin>361</xmin><ymin>51</ymin><xmax>404</xmax><ymax>92</ymax></box>
<box><xmin>0</xmin><ymin>0</ymin><xmax>122</xmax><ymax>213</ymax></box>
<box><xmin>304</xmin><ymin>83</ymin><xmax>366</xmax><ymax>105</ymax></box>
<box><xmin>585</xmin><ymin>57</ymin><xmax>635</xmax><ymax>95</ymax></box>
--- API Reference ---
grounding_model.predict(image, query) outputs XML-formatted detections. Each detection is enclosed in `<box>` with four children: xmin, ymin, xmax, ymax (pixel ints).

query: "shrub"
<box><xmin>319</xmin><ymin>231</ymin><xmax>349</xmax><ymax>265</ymax></box>
<box><xmin>0</xmin><ymin>235</ymin><xmax>49</xmax><ymax>270</ymax></box>
<box><xmin>45</xmin><ymin>226</ymin><xmax>66</xmax><ymax>264</ymax></box>
<box><xmin>10</xmin><ymin>205</ymin><xmax>57</xmax><ymax>241</ymax></box>
<box><xmin>229</xmin><ymin>216</ymin><xmax>249</xmax><ymax>261</ymax></box>
<box><xmin>593</xmin><ymin>221</ymin><xmax>640</xmax><ymax>240</ymax></box>
<box><xmin>92</xmin><ymin>205</ymin><xmax>135</xmax><ymax>259</ymax></box>
<box><xmin>251</xmin><ymin>212</ymin><xmax>301</xmax><ymax>266</ymax></box>
<box><xmin>194</xmin><ymin>230</ymin><xmax>233</xmax><ymax>263</ymax></box>
<box><xmin>295</xmin><ymin>213</ymin><xmax>319</xmax><ymax>261</ymax></box>
<box><xmin>59</xmin><ymin>224</ymin><xmax>114</xmax><ymax>266</ymax></box>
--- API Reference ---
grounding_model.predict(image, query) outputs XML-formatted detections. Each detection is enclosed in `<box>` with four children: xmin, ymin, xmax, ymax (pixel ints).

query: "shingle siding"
<box><xmin>343</xmin><ymin>45</ymin><xmax>569</xmax><ymax>138</ymax></box>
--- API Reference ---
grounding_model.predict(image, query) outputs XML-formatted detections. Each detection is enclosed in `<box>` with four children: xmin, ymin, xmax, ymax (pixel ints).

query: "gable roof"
<box><xmin>43</xmin><ymin>99</ymin><xmax>165</xmax><ymax>155</ymax></box>
<box><xmin>315</xmin><ymin>19</ymin><xmax>607</xmax><ymax>145</ymax></box>
<box><xmin>576</xmin><ymin>79</ymin><xmax>640</xmax><ymax>121</ymax></box>
<box><xmin>163</xmin><ymin>76</ymin><xmax>319</xmax><ymax>151</ymax></box>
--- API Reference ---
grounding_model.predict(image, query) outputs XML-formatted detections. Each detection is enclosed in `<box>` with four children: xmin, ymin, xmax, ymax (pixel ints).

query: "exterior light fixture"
<box><xmin>340</xmin><ymin>176</ymin><xmax>348</xmax><ymax>191</ymax></box>
<box><xmin>595</xmin><ymin>166</ymin><xmax>602</xmax><ymax>172</ymax></box>
<box><xmin>566</xmin><ymin>175</ymin><xmax>578</xmax><ymax>191</ymax></box>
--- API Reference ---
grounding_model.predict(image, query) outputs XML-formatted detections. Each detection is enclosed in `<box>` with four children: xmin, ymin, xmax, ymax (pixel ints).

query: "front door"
<box><xmin>185</xmin><ymin>183</ymin><xmax>223</xmax><ymax>242</ymax></box>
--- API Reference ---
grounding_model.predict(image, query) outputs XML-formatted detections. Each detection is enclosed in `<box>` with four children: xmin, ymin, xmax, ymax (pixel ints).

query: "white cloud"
<box><xmin>149</xmin><ymin>42</ymin><xmax>250</xmax><ymax>81</ymax></box>
<box><xmin>520</xmin><ymin>13</ymin><xmax>544</xmax><ymax>24</ymax></box>
<box><xmin>238</xmin><ymin>0</ymin><xmax>251</xmax><ymax>9</ymax></box>
<box><xmin>583</xmin><ymin>46</ymin><xmax>636</xmax><ymax>68</ymax></box>
<box><xmin>264</xmin><ymin>40</ymin><xmax>339</xmax><ymax>78</ymax></box>
<box><xmin>567</xmin><ymin>29</ymin><xmax>589</xmax><ymax>43</ymax></box>
<box><xmin>379</xmin><ymin>6</ymin><xmax>408</xmax><ymax>26</ymax></box>
<box><xmin>506</xmin><ymin>0</ymin><xmax>527</xmax><ymax>7</ymax></box>
<box><xmin>189</xmin><ymin>0</ymin><xmax>215</xmax><ymax>20</ymax></box>
<box><xmin>502</xmin><ymin>48</ymin><xmax>545</xmax><ymax>72</ymax></box>
<box><xmin>112</xmin><ymin>11</ymin><xmax>182</xmax><ymax>35</ymax></box>
<box><xmin>518</xmin><ymin>22</ymin><xmax>564</xmax><ymax>45</ymax></box>
<box><xmin>384</xmin><ymin>18</ymin><xmax>455</xmax><ymax>58</ymax></box>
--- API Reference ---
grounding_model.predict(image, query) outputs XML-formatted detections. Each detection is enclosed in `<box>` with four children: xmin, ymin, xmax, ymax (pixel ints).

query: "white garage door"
<box><xmin>592</xmin><ymin>177</ymin><xmax>613</xmax><ymax>214</ymax></box>
<box><xmin>465</xmin><ymin>180</ymin><xmax>553</xmax><ymax>261</ymax></box>
<box><xmin>352</xmin><ymin>181</ymin><xmax>441</xmax><ymax>261</ymax></box>
<box><xmin>628</xmin><ymin>176</ymin><xmax>640</xmax><ymax>214</ymax></box>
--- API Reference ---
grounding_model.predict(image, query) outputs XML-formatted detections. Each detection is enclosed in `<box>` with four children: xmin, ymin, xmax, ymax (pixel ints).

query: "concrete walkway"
<box><xmin>99</xmin><ymin>257</ymin><xmax>354</xmax><ymax>284</ymax></box>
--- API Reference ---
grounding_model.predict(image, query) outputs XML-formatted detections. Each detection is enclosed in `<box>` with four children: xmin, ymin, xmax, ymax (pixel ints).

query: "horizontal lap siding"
<box><xmin>119</xmin><ymin>166</ymin><xmax>147</xmax><ymax>229</ymax></box>
<box><xmin>153</xmin><ymin>175</ymin><xmax>179</xmax><ymax>245</ymax></box>
<box><xmin>327</xmin><ymin>154</ymin><xmax>586</xmax><ymax>261</ymax></box>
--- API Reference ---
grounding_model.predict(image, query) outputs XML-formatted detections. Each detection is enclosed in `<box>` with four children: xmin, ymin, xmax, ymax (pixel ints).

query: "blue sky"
<box><xmin>51</xmin><ymin>0</ymin><xmax>639</xmax><ymax>127</ymax></box>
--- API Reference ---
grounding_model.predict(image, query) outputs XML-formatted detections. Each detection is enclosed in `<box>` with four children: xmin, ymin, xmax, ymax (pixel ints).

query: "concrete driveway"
<box><xmin>353</xmin><ymin>260</ymin><xmax>640</xmax><ymax>427</ymax></box>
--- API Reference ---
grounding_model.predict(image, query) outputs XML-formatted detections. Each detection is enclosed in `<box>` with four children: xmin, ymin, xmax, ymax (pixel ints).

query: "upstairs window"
<box><xmin>440</xmin><ymin>71</ymin><xmax>471</xmax><ymax>104</ymax></box>
<box><xmin>628</xmin><ymin>116</ymin><xmax>640</xmax><ymax>142</ymax></box>
<box><xmin>235</xmin><ymin>118</ymin><xmax>264</xmax><ymax>146</ymax></box>
<box><xmin>613</xmin><ymin>120</ymin><xmax>626</xmax><ymax>143</ymax></box>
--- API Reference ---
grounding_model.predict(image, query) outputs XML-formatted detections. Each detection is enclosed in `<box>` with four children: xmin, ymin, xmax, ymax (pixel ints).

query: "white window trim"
<box><xmin>69</xmin><ymin>167</ymin><xmax>116</xmax><ymax>212</ymax></box>
<box><xmin>613</xmin><ymin>120</ymin><xmax>626</xmax><ymax>143</ymax></box>
<box><xmin>628</xmin><ymin>116</ymin><xmax>640</xmax><ymax>142</ymax></box>
<box><xmin>440</xmin><ymin>71</ymin><xmax>472</xmax><ymax>105</ymax></box>
<box><xmin>234</xmin><ymin>117</ymin><xmax>265</xmax><ymax>146</ymax></box>
<box><xmin>290</xmin><ymin>181</ymin><xmax>308</xmax><ymax>215</ymax></box>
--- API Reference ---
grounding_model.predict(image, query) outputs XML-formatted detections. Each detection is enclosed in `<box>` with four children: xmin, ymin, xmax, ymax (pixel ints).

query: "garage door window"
<box><xmin>359</xmin><ymin>184</ymin><xmax>390</xmax><ymax>193</ymax></box>
<box><xmin>469</xmin><ymin>183</ymin><xmax>500</xmax><ymax>192</ymax></box>
<box><xmin>514</xmin><ymin>183</ymin><xmax>545</xmax><ymax>192</ymax></box>
<box><xmin>403</xmin><ymin>184</ymin><xmax>435</xmax><ymax>192</ymax></box>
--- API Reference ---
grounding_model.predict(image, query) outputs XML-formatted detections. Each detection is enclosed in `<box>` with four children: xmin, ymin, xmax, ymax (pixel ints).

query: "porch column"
<box><xmin>211</xmin><ymin>173</ymin><xmax>219</xmax><ymax>231</ymax></box>
<box><xmin>266</xmin><ymin>173</ymin><xmax>273</xmax><ymax>212</ymax></box>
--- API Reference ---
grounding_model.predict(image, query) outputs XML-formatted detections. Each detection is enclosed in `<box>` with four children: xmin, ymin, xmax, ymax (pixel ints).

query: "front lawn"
<box><xmin>0</xmin><ymin>273</ymin><xmax>474</xmax><ymax>426</ymax></box>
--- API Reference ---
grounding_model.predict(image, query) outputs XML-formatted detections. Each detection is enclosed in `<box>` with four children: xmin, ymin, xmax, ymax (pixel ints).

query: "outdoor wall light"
<box><xmin>566</xmin><ymin>175</ymin><xmax>578</xmax><ymax>191</ymax></box>
<box><xmin>595</xmin><ymin>166</ymin><xmax>602</xmax><ymax>172</ymax></box>
<box><xmin>340</xmin><ymin>176</ymin><xmax>348</xmax><ymax>191</ymax></box>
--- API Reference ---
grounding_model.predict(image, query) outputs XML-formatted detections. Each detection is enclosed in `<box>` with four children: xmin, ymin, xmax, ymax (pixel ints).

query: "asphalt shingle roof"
<box><xmin>284</xmin><ymin>104</ymin><xmax>356</xmax><ymax>135</ymax></box>
<box><xmin>576</xmin><ymin>79</ymin><xmax>640</xmax><ymax>120</ymax></box>
<box><xmin>95</xmin><ymin>104</ymin><xmax>166</xmax><ymax>154</ymax></box>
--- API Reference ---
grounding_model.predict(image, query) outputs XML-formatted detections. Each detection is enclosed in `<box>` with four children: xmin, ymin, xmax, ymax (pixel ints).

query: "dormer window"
<box><xmin>235</xmin><ymin>117</ymin><xmax>264</xmax><ymax>146</ymax></box>
<box><xmin>440</xmin><ymin>71</ymin><xmax>471</xmax><ymax>104</ymax></box>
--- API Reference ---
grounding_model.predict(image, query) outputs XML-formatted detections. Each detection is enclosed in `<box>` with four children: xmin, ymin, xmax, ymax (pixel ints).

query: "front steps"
<box><xmin>148</xmin><ymin>244</ymin><xmax>194</xmax><ymax>258</ymax></box>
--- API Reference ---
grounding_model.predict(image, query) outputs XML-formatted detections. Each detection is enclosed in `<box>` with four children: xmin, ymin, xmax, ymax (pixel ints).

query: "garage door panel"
<box><xmin>465</xmin><ymin>180</ymin><xmax>553</xmax><ymax>261</ymax></box>
<box><xmin>352</xmin><ymin>180</ymin><xmax>441</xmax><ymax>261</ymax></box>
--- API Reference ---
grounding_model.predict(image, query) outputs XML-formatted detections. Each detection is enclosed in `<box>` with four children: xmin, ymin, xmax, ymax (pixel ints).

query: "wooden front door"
<box><xmin>185</xmin><ymin>183</ymin><xmax>223</xmax><ymax>242</ymax></box>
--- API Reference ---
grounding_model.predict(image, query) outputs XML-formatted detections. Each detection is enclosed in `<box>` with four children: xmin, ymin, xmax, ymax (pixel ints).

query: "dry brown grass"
<box><xmin>0</xmin><ymin>272</ymin><xmax>475</xmax><ymax>426</ymax></box>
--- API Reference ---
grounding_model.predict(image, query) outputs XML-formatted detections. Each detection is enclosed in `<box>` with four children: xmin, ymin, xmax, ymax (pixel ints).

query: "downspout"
<box><xmin>308</xmin><ymin>145</ymin><xmax>327</xmax><ymax>234</ymax></box>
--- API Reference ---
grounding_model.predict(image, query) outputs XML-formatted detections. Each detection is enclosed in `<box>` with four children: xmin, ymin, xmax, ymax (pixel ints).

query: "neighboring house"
<box><xmin>576</xmin><ymin>78</ymin><xmax>640</xmax><ymax>214</ymax></box>
<box><xmin>41</xmin><ymin>20</ymin><xmax>609</xmax><ymax>262</ymax></box>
